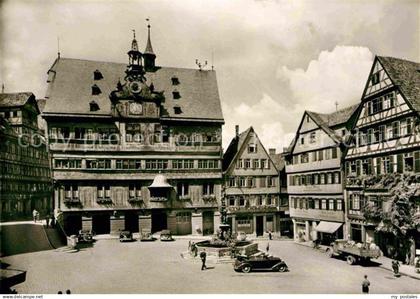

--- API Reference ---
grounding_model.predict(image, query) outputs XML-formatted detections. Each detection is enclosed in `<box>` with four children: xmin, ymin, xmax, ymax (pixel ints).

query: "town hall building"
<box><xmin>42</xmin><ymin>26</ymin><xmax>225</xmax><ymax>235</ymax></box>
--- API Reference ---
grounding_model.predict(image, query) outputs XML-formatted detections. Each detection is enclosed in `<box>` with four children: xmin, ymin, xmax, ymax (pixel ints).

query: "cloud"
<box><xmin>279</xmin><ymin>45</ymin><xmax>374</xmax><ymax>113</ymax></box>
<box><xmin>222</xmin><ymin>93</ymin><xmax>296</xmax><ymax>153</ymax></box>
<box><xmin>223</xmin><ymin>45</ymin><xmax>375</xmax><ymax>153</ymax></box>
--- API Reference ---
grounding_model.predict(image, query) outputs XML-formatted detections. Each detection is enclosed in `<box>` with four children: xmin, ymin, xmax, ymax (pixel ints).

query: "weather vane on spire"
<box><xmin>146</xmin><ymin>17</ymin><xmax>150</xmax><ymax>28</ymax></box>
<box><xmin>132</xmin><ymin>29</ymin><xmax>136</xmax><ymax>39</ymax></box>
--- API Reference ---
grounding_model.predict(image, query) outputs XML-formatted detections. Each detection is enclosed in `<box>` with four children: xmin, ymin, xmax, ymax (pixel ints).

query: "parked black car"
<box><xmin>234</xmin><ymin>253</ymin><xmax>288</xmax><ymax>273</ymax></box>
<box><xmin>119</xmin><ymin>230</ymin><xmax>134</xmax><ymax>242</ymax></box>
<box><xmin>77</xmin><ymin>230</ymin><xmax>94</xmax><ymax>243</ymax></box>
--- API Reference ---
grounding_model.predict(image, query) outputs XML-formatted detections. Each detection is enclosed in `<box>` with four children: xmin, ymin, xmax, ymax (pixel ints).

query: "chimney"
<box><xmin>269</xmin><ymin>148</ymin><xmax>276</xmax><ymax>155</ymax></box>
<box><xmin>235</xmin><ymin>125</ymin><xmax>239</xmax><ymax>137</ymax></box>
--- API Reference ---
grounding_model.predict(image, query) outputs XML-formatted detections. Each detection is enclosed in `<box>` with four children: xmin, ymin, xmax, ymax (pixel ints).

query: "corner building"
<box><xmin>42</xmin><ymin>29</ymin><xmax>224</xmax><ymax>235</ymax></box>
<box><xmin>344</xmin><ymin>56</ymin><xmax>420</xmax><ymax>256</ymax></box>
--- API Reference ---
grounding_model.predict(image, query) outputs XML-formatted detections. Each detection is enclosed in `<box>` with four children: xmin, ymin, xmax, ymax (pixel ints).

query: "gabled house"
<box><xmin>284</xmin><ymin>104</ymin><xmax>359</xmax><ymax>244</ymax></box>
<box><xmin>223</xmin><ymin>126</ymin><xmax>289</xmax><ymax>237</ymax></box>
<box><xmin>344</xmin><ymin>56</ymin><xmax>420</xmax><ymax>260</ymax></box>
<box><xmin>0</xmin><ymin>92</ymin><xmax>52</xmax><ymax>221</ymax></box>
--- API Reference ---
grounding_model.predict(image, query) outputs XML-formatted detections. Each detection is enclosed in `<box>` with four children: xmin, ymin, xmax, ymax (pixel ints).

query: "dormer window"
<box><xmin>90</xmin><ymin>100</ymin><xmax>100</xmax><ymax>111</ymax></box>
<box><xmin>171</xmin><ymin>76</ymin><xmax>180</xmax><ymax>85</ymax></box>
<box><xmin>172</xmin><ymin>90</ymin><xmax>181</xmax><ymax>99</ymax></box>
<box><xmin>93</xmin><ymin>70</ymin><xmax>103</xmax><ymax>80</ymax></box>
<box><xmin>92</xmin><ymin>84</ymin><xmax>101</xmax><ymax>95</ymax></box>
<box><xmin>174</xmin><ymin>105</ymin><xmax>182</xmax><ymax>114</ymax></box>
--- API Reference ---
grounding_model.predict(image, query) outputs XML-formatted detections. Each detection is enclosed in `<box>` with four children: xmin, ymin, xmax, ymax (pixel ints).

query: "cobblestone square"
<box><xmin>3</xmin><ymin>239</ymin><xmax>419</xmax><ymax>294</ymax></box>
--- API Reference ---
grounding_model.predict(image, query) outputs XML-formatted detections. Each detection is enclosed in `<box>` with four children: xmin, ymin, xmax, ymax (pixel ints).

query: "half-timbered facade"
<box><xmin>223</xmin><ymin>126</ymin><xmax>288</xmax><ymax>237</ymax></box>
<box><xmin>0</xmin><ymin>92</ymin><xmax>52</xmax><ymax>221</ymax></box>
<box><xmin>42</xmin><ymin>28</ymin><xmax>224</xmax><ymax>235</ymax></box>
<box><xmin>285</xmin><ymin>105</ymin><xmax>359</xmax><ymax>244</ymax></box>
<box><xmin>344</xmin><ymin>56</ymin><xmax>420</xmax><ymax>255</ymax></box>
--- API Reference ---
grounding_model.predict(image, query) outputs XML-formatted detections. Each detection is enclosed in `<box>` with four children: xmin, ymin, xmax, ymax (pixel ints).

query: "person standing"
<box><xmin>45</xmin><ymin>214</ymin><xmax>50</xmax><ymax>228</ymax></box>
<box><xmin>362</xmin><ymin>275</ymin><xmax>370</xmax><ymax>294</ymax></box>
<box><xmin>200</xmin><ymin>249</ymin><xmax>207</xmax><ymax>270</ymax></box>
<box><xmin>268</xmin><ymin>230</ymin><xmax>272</xmax><ymax>240</ymax></box>
<box><xmin>32</xmin><ymin>209</ymin><xmax>38</xmax><ymax>223</ymax></box>
<box><xmin>266</xmin><ymin>242</ymin><xmax>270</xmax><ymax>254</ymax></box>
<box><xmin>392</xmin><ymin>260</ymin><xmax>400</xmax><ymax>277</ymax></box>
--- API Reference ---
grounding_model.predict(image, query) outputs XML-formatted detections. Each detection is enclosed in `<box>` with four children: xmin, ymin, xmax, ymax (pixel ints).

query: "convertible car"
<box><xmin>234</xmin><ymin>253</ymin><xmax>288</xmax><ymax>273</ymax></box>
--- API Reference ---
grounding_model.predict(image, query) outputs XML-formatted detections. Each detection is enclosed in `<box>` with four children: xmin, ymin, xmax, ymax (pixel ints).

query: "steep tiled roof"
<box><xmin>377</xmin><ymin>56</ymin><xmax>420</xmax><ymax>113</ymax></box>
<box><xmin>222</xmin><ymin>127</ymin><xmax>252</xmax><ymax>171</ymax></box>
<box><xmin>0</xmin><ymin>92</ymin><xmax>34</xmax><ymax>108</ymax></box>
<box><xmin>269</xmin><ymin>153</ymin><xmax>285</xmax><ymax>171</ymax></box>
<box><xmin>43</xmin><ymin>58</ymin><xmax>224</xmax><ymax>122</ymax></box>
<box><xmin>285</xmin><ymin>103</ymin><xmax>359</xmax><ymax>155</ymax></box>
<box><xmin>311</xmin><ymin>104</ymin><xmax>359</xmax><ymax>128</ymax></box>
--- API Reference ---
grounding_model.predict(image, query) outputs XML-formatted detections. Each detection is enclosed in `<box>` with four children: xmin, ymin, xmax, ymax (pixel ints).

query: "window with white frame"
<box><xmin>228</xmin><ymin>177</ymin><xmax>236</xmax><ymax>187</ymax></box>
<box><xmin>404</xmin><ymin>153</ymin><xmax>414</xmax><ymax>172</ymax></box>
<box><xmin>247</xmin><ymin>177</ymin><xmax>254</xmax><ymax>188</ymax></box>
<box><xmin>336</xmin><ymin>200</ymin><xmax>342</xmax><ymax>211</ymax></box>
<box><xmin>329</xmin><ymin>199</ymin><xmax>334</xmax><ymax>210</ymax></box>
<box><xmin>314</xmin><ymin>199</ymin><xmax>319</xmax><ymax>209</ymax></box>
<box><xmin>177</xmin><ymin>182</ymin><xmax>189</xmax><ymax>197</ymax></box>
<box><xmin>321</xmin><ymin>199</ymin><xmax>327</xmax><ymax>210</ymax></box>
<box><xmin>253</xmin><ymin>159</ymin><xmax>260</xmax><ymax>169</ymax></box>
<box><xmin>244</xmin><ymin>159</ymin><xmax>251</xmax><ymax>169</ymax></box>
<box><xmin>239</xmin><ymin>177</ymin><xmax>246</xmax><ymax>187</ymax></box>
<box><xmin>228</xmin><ymin>197</ymin><xmax>235</xmax><ymax>206</ymax></box>
<box><xmin>203</xmin><ymin>183</ymin><xmax>214</xmax><ymax>195</ymax></box>
<box><xmin>248</xmin><ymin>144</ymin><xmax>257</xmax><ymax>153</ymax></box>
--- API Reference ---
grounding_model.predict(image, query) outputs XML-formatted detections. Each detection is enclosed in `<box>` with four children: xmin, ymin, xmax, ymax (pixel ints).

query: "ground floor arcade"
<box><xmin>60</xmin><ymin>208</ymin><xmax>219</xmax><ymax>236</ymax></box>
<box><xmin>226</xmin><ymin>211</ymin><xmax>292</xmax><ymax>237</ymax></box>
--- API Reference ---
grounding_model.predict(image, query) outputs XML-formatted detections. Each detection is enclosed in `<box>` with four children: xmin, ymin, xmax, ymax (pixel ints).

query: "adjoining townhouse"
<box><xmin>345</xmin><ymin>56</ymin><xmax>420</xmax><ymax>258</ymax></box>
<box><xmin>42</xmin><ymin>27</ymin><xmax>224</xmax><ymax>235</ymax></box>
<box><xmin>223</xmin><ymin>126</ymin><xmax>290</xmax><ymax>237</ymax></box>
<box><xmin>0</xmin><ymin>92</ymin><xmax>52</xmax><ymax>221</ymax></box>
<box><xmin>285</xmin><ymin>105</ymin><xmax>359</xmax><ymax>245</ymax></box>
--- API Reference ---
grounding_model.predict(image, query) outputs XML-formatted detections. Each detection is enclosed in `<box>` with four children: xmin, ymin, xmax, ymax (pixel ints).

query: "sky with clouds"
<box><xmin>0</xmin><ymin>0</ymin><xmax>418</xmax><ymax>151</ymax></box>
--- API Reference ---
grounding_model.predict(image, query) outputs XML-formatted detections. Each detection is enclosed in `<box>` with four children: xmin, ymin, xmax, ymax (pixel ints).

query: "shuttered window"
<box><xmin>415</xmin><ymin>151</ymin><xmax>420</xmax><ymax>173</ymax></box>
<box><xmin>397</xmin><ymin>154</ymin><xmax>404</xmax><ymax>173</ymax></box>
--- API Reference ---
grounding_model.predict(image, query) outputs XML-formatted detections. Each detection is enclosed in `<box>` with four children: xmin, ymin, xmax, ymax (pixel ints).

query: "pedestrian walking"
<box><xmin>45</xmin><ymin>214</ymin><xmax>50</xmax><ymax>228</ymax></box>
<box><xmin>362</xmin><ymin>275</ymin><xmax>370</xmax><ymax>294</ymax></box>
<box><xmin>266</xmin><ymin>242</ymin><xmax>270</xmax><ymax>253</ymax></box>
<box><xmin>32</xmin><ymin>209</ymin><xmax>38</xmax><ymax>223</ymax></box>
<box><xmin>392</xmin><ymin>260</ymin><xmax>400</xmax><ymax>277</ymax></box>
<box><xmin>188</xmin><ymin>240</ymin><xmax>191</xmax><ymax>251</ymax></box>
<box><xmin>200</xmin><ymin>249</ymin><xmax>207</xmax><ymax>270</ymax></box>
<box><xmin>191</xmin><ymin>242</ymin><xmax>197</xmax><ymax>257</ymax></box>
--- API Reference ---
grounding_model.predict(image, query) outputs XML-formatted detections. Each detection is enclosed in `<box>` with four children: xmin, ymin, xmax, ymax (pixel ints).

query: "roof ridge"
<box><xmin>58</xmin><ymin>57</ymin><xmax>215</xmax><ymax>72</ymax></box>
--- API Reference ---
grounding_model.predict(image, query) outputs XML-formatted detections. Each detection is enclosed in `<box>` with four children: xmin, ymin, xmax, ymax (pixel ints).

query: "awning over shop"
<box><xmin>315</xmin><ymin>221</ymin><xmax>343</xmax><ymax>234</ymax></box>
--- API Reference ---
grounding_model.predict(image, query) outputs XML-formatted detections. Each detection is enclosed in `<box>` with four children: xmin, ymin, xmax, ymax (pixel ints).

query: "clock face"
<box><xmin>129</xmin><ymin>81</ymin><xmax>141</xmax><ymax>93</ymax></box>
<box><xmin>129</xmin><ymin>102</ymin><xmax>143</xmax><ymax>115</ymax></box>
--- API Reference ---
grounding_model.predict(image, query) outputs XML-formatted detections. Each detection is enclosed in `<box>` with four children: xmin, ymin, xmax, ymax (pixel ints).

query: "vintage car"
<box><xmin>140</xmin><ymin>230</ymin><xmax>156</xmax><ymax>242</ymax></box>
<box><xmin>234</xmin><ymin>253</ymin><xmax>288</xmax><ymax>273</ymax></box>
<box><xmin>77</xmin><ymin>230</ymin><xmax>94</xmax><ymax>243</ymax></box>
<box><xmin>160</xmin><ymin>230</ymin><xmax>174</xmax><ymax>241</ymax></box>
<box><xmin>119</xmin><ymin>230</ymin><xmax>134</xmax><ymax>242</ymax></box>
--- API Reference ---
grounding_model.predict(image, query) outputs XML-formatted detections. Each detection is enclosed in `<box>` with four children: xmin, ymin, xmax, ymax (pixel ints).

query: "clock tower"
<box><xmin>110</xmin><ymin>30</ymin><xmax>164</xmax><ymax>119</ymax></box>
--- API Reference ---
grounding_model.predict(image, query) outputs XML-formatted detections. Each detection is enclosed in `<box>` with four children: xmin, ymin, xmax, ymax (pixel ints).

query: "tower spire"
<box><xmin>144</xmin><ymin>18</ymin><xmax>154</xmax><ymax>55</ymax></box>
<box><xmin>143</xmin><ymin>18</ymin><xmax>156</xmax><ymax>71</ymax></box>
